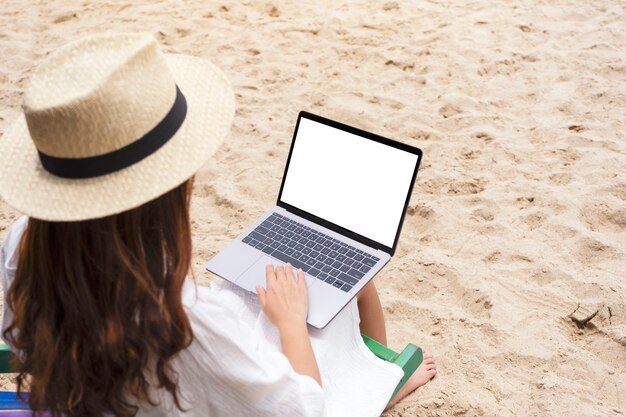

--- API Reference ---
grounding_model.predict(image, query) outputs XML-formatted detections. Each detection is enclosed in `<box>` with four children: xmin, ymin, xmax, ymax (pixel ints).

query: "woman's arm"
<box><xmin>277</xmin><ymin>319</ymin><xmax>320</xmax><ymax>386</ymax></box>
<box><xmin>257</xmin><ymin>263</ymin><xmax>321</xmax><ymax>386</ymax></box>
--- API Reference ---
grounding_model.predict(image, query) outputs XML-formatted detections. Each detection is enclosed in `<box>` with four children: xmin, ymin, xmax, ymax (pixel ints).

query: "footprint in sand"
<box><xmin>452</xmin><ymin>281</ymin><xmax>494</xmax><ymax>316</ymax></box>
<box><xmin>568</xmin><ymin>125</ymin><xmax>586</xmax><ymax>132</ymax></box>
<box><xmin>384</xmin><ymin>59</ymin><xmax>414</xmax><ymax>72</ymax></box>
<box><xmin>530</xmin><ymin>269</ymin><xmax>555</xmax><ymax>285</ymax></box>
<box><xmin>460</xmin><ymin>149</ymin><xmax>481</xmax><ymax>160</ymax></box>
<box><xmin>438</xmin><ymin>103</ymin><xmax>462</xmax><ymax>118</ymax></box>
<box><xmin>482</xmin><ymin>251</ymin><xmax>501</xmax><ymax>263</ymax></box>
<box><xmin>447</xmin><ymin>178</ymin><xmax>485</xmax><ymax>195</ymax></box>
<box><xmin>408</xmin><ymin>130</ymin><xmax>431</xmax><ymax>141</ymax></box>
<box><xmin>52</xmin><ymin>12</ymin><xmax>77</xmax><ymax>24</ymax></box>
<box><xmin>550</xmin><ymin>147</ymin><xmax>581</xmax><ymax>167</ymax></box>
<box><xmin>548</xmin><ymin>172</ymin><xmax>572</xmax><ymax>185</ymax></box>
<box><xmin>268</xmin><ymin>6</ymin><xmax>280</xmax><ymax>17</ymax></box>
<box><xmin>195</xmin><ymin>184</ymin><xmax>215</xmax><ymax>199</ymax></box>
<box><xmin>471</xmin><ymin>208</ymin><xmax>494</xmax><ymax>222</ymax></box>
<box><xmin>406</xmin><ymin>204</ymin><xmax>435</xmax><ymax>232</ymax></box>
<box><xmin>407</xmin><ymin>203</ymin><xmax>434</xmax><ymax>219</ymax></box>
<box><xmin>521</xmin><ymin>211</ymin><xmax>547</xmax><ymax>230</ymax></box>
<box><xmin>382</xmin><ymin>2</ymin><xmax>400</xmax><ymax>11</ymax></box>
<box><xmin>515</xmin><ymin>196</ymin><xmax>535</xmax><ymax>209</ymax></box>
<box><xmin>175</xmin><ymin>27</ymin><xmax>191</xmax><ymax>37</ymax></box>
<box><xmin>478</xmin><ymin>58</ymin><xmax>522</xmax><ymax>77</ymax></box>
<box><xmin>576</xmin><ymin>237</ymin><xmax>618</xmax><ymax>264</ymax></box>
<box><xmin>473</xmin><ymin>132</ymin><xmax>495</xmax><ymax>143</ymax></box>
<box><xmin>580</xmin><ymin>203</ymin><xmax>626</xmax><ymax>232</ymax></box>
<box><xmin>509</xmin><ymin>254</ymin><xmax>533</xmax><ymax>263</ymax></box>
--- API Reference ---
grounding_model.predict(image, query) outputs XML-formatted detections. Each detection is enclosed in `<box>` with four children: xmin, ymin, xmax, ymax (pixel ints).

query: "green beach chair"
<box><xmin>0</xmin><ymin>337</ymin><xmax>422</xmax><ymax>413</ymax></box>
<box><xmin>361</xmin><ymin>334</ymin><xmax>423</xmax><ymax>401</ymax></box>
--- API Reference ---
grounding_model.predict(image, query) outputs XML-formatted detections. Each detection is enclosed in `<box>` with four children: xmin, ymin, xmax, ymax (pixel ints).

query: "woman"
<box><xmin>0</xmin><ymin>33</ymin><xmax>435</xmax><ymax>416</ymax></box>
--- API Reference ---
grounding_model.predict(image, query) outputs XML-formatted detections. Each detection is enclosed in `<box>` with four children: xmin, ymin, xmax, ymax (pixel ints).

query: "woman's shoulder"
<box><xmin>1</xmin><ymin>215</ymin><xmax>28</xmax><ymax>273</ymax></box>
<box><xmin>1</xmin><ymin>216</ymin><xmax>29</xmax><ymax>351</ymax></box>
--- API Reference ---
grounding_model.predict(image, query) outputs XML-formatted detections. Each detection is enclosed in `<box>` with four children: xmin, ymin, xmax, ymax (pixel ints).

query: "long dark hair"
<box><xmin>3</xmin><ymin>179</ymin><xmax>195</xmax><ymax>417</ymax></box>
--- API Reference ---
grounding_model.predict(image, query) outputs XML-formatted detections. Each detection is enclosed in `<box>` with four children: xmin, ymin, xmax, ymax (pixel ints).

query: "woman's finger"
<box><xmin>297</xmin><ymin>268</ymin><xmax>306</xmax><ymax>288</ymax></box>
<box><xmin>266</xmin><ymin>263</ymin><xmax>276</xmax><ymax>279</ymax></box>
<box><xmin>265</xmin><ymin>263</ymin><xmax>277</xmax><ymax>289</ymax></box>
<box><xmin>275</xmin><ymin>264</ymin><xmax>286</xmax><ymax>282</ymax></box>
<box><xmin>285</xmin><ymin>263</ymin><xmax>295</xmax><ymax>285</ymax></box>
<box><xmin>271</xmin><ymin>265</ymin><xmax>285</xmax><ymax>294</ymax></box>
<box><xmin>256</xmin><ymin>285</ymin><xmax>267</xmax><ymax>307</ymax></box>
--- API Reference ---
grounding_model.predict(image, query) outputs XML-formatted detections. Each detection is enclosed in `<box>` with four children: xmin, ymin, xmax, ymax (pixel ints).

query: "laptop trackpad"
<box><xmin>237</xmin><ymin>255</ymin><xmax>315</xmax><ymax>292</ymax></box>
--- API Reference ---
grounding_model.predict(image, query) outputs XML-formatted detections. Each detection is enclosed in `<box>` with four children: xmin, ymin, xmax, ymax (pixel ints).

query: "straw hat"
<box><xmin>0</xmin><ymin>33</ymin><xmax>235</xmax><ymax>221</ymax></box>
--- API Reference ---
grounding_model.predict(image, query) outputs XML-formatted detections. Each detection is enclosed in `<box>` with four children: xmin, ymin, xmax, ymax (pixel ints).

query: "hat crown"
<box><xmin>23</xmin><ymin>33</ymin><xmax>177</xmax><ymax>158</ymax></box>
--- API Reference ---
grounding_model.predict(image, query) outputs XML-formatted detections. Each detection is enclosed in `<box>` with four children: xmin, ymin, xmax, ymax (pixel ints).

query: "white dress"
<box><xmin>0</xmin><ymin>217</ymin><xmax>402</xmax><ymax>417</ymax></box>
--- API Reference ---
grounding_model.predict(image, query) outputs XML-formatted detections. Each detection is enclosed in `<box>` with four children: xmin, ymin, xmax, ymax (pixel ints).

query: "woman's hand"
<box><xmin>256</xmin><ymin>263</ymin><xmax>308</xmax><ymax>331</ymax></box>
<box><xmin>256</xmin><ymin>263</ymin><xmax>321</xmax><ymax>385</ymax></box>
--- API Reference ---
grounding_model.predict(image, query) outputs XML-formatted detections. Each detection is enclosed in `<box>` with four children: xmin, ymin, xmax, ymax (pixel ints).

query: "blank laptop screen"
<box><xmin>279</xmin><ymin>117</ymin><xmax>419</xmax><ymax>248</ymax></box>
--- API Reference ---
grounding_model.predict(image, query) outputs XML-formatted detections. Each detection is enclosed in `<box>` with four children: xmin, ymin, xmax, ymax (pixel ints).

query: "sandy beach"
<box><xmin>1</xmin><ymin>1</ymin><xmax>625</xmax><ymax>415</ymax></box>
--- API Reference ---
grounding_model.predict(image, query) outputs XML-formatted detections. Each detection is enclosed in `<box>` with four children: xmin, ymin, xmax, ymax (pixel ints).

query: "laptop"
<box><xmin>205</xmin><ymin>111</ymin><xmax>422</xmax><ymax>328</ymax></box>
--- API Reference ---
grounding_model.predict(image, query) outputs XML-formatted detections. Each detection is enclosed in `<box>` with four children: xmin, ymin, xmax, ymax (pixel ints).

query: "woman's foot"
<box><xmin>384</xmin><ymin>351</ymin><xmax>437</xmax><ymax>411</ymax></box>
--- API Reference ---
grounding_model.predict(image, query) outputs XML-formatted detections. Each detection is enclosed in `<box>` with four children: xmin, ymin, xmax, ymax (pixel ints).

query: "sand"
<box><xmin>1</xmin><ymin>1</ymin><xmax>625</xmax><ymax>416</ymax></box>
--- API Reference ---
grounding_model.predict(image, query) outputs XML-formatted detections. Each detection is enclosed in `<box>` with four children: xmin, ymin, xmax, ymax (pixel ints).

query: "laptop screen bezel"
<box><xmin>276</xmin><ymin>111</ymin><xmax>423</xmax><ymax>256</ymax></box>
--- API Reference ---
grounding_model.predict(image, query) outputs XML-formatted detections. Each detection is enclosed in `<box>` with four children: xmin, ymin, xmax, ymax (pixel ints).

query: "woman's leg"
<box><xmin>385</xmin><ymin>352</ymin><xmax>437</xmax><ymax>410</ymax></box>
<box><xmin>356</xmin><ymin>281</ymin><xmax>387</xmax><ymax>345</ymax></box>
<box><xmin>357</xmin><ymin>281</ymin><xmax>437</xmax><ymax>410</ymax></box>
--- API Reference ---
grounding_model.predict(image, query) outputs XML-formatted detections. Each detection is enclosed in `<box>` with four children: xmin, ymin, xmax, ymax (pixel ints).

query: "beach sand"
<box><xmin>1</xmin><ymin>1</ymin><xmax>625</xmax><ymax>415</ymax></box>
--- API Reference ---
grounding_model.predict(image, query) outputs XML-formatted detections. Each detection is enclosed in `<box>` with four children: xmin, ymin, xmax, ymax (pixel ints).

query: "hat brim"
<box><xmin>0</xmin><ymin>54</ymin><xmax>235</xmax><ymax>221</ymax></box>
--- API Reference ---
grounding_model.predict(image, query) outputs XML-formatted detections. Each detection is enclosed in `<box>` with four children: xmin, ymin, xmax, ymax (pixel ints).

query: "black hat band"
<box><xmin>38</xmin><ymin>85</ymin><xmax>187</xmax><ymax>179</ymax></box>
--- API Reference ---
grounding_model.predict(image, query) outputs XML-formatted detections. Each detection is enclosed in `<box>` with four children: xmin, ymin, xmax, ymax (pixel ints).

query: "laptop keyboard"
<box><xmin>242</xmin><ymin>213</ymin><xmax>380</xmax><ymax>292</ymax></box>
